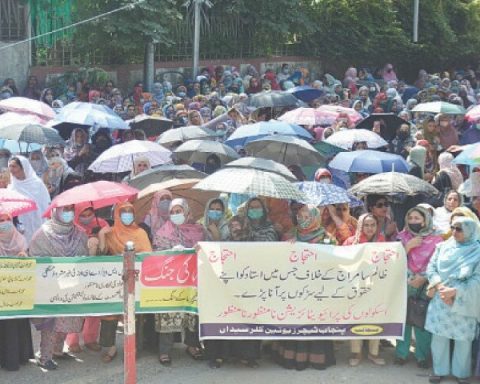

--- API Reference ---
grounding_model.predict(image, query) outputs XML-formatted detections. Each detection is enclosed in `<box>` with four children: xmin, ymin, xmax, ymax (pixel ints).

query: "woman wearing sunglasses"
<box><xmin>366</xmin><ymin>194</ymin><xmax>398</xmax><ymax>241</ymax></box>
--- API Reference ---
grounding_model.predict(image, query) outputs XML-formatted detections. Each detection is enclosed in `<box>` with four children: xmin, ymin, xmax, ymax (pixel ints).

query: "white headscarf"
<box><xmin>8</xmin><ymin>155</ymin><xmax>51</xmax><ymax>243</ymax></box>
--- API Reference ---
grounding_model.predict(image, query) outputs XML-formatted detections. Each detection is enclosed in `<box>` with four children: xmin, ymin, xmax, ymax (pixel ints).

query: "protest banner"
<box><xmin>197</xmin><ymin>242</ymin><xmax>407</xmax><ymax>340</ymax></box>
<box><xmin>0</xmin><ymin>249</ymin><xmax>197</xmax><ymax>319</ymax></box>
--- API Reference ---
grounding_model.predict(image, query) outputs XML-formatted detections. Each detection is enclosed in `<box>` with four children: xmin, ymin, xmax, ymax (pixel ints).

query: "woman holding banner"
<box><xmin>0</xmin><ymin>207</ymin><xmax>33</xmax><ymax>371</ymax></box>
<box><xmin>29</xmin><ymin>204</ymin><xmax>89</xmax><ymax>371</ymax></box>
<box><xmin>272</xmin><ymin>204</ymin><xmax>336</xmax><ymax>371</ymax></box>
<box><xmin>395</xmin><ymin>206</ymin><xmax>442</xmax><ymax>369</ymax></box>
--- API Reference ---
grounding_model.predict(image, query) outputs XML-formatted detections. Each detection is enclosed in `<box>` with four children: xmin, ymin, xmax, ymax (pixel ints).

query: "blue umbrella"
<box><xmin>329</xmin><ymin>150</ymin><xmax>410</xmax><ymax>174</ymax></box>
<box><xmin>225</xmin><ymin>120</ymin><xmax>312</xmax><ymax>148</ymax></box>
<box><xmin>452</xmin><ymin>143</ymin><xmax>479</xmax><ymax>166</ymax></box>
<box><xmin>296</xmin><ymin>181</ymin><xmax>363</xmax><ymax>207</ymax></box>
<box><xmin>287</xmin><ymin>86</ymin><xmax>325</xmax><ymax>102</ymax></box>
<box><xmin>0</xmin><ymin>139</ymin><xmax>41</xmax><ymax>154</ymax></box>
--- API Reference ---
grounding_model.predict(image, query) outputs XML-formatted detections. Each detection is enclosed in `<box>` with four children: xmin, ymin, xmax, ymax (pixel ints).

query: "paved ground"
<box><xmin>0</xmin><ymin>328</ymin><xmax>475</xmax><ymax>384</ymax></box>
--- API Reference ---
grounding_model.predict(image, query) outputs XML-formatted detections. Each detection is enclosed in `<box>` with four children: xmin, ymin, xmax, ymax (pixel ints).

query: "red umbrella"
<box><xmin>0</xmin><ymin>189</ymin><xmax>38</xmax><ymax>217</ymax></box>
<box><xmin>44</xmin><ymin>181</ymin><xmax>139</xmax><ymax>217</ymax></box>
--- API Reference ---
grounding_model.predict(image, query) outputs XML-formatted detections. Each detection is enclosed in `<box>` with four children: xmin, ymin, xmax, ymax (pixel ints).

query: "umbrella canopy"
<box><xmin>325</xmin><ymin>129</ymin><xmax>388</xmax><ymax>150</ymax></box>
<box><xmin>225</xmin><ymin>157</ymin><xmax>297</xmax><ymax>181</ymax></box>
<box><xmin>412</xmin><ymin>101</ymin><xmax>466</xmax><ymax>115</ymax></box>
<box><xmin>127</xmin><ymin>114</ymin><xmax>173</xmax><ymax>137</ymax></box>
<box><xmin>249</xmin><ymin>91</ymin><xmax>298</xmax><ymax>108</ymax></box>
<box><xmin>313</xmin><ymin>141</ymin><xmax>347</xmax><ymax>159</ymax></box>
<box><xmin>329</xmin><ymin>150</ymin><xmax>410</xmax><ymax>174</ymax></box>
<box><xmin>0</xmin><ymin>123</ymin><xmax>65</xmax><ymax>145</ymax></box>
<box><xmin>0</xmin><ymin>189</ymin><xmax>37</xmax><ymax>217</ymax></box>
<box><xmin>278</xmin><ymin>107</ymin><xmax>326</xmax><ymax>126</ymax></box>
<box><xmin>0</xmin><ymin>111</ymin><xmax>43</xmax><ymax>128</ymax></box>
<box><xmin>157</xmin><ymin>126</ymin><xmax>217</xmax><ymax>148</ymax></box>
<box><xmin>0</xmin><ymin>139</ymin><xmax>41</xmax><ymax>154</ymax></box>
<box><xmin>88</xmin><ymin>140</ymin><xmax>172</xmax><ymax>173</ymax></box>
<box><xmin>53</xmin><ymin>102</ymin><xmax>128</xmax><ymax>130</ymax></box>
<box><xmin>224</xmin><ymin>120</ymin><xmax>313</xmax><ymax>148</ymax></box>
<box><xmin>465</xmin><ymin>105</ymin><xmax>480</xmax><ymax>122</ymax></box>
<box><xmin>134</xmin><ymin>178</ymin><xmax>218</xmax><ymax>222</ymax></box>
<box><xmin>348</xmin><ymin>172</ymin><xmax>439</xmax><ymax>196</ymax></box>
<box><xmin>355</xmin><ymin>113</ymin><xmax>409</xmax><ymax>142</ymax></box>
<box><xmin>286</xmin><ymin>86</ymin><xmax>324</xmax><ymax>102</ymax></box>
<box><xmin>245</xmin><ymin>135</ymin><xmax>325</xmax><ymax>167</ymax></box>
<box><xmin>0</xmin><ymin>97</ymin><xmax>55</xmax><ymax>120</ymax></box>
<box><xmin>452</xmin><ymin>143</ymin><xmax>480</xmax><ymax>166</ymax></box>
<box><xmin>173</xmin><ymin>139</ymin><xmax>239</xmax><ymax>165</ymax></box>
<box><xmin>128</xmin><ymin>164</ymin><xmax>207</xmax><ymax>190</ymax></box>
<box><xmin>296</xmin><ymin>181</ymin><xmax>359</xmax><ymax>206</ymax></box>
<box><xmin>315</xmin><ymin>105</ymin><xmax>363</xmax><ymax>126</ymax></box>
<box><xmin>194</xmin><ymin>168</ymin><xmax>306</xmax><ymax>200</ymax></box>
<box><xmin>44</xmin><ymin>181</ymin><xmax>139</xmax><ymax>215</ymax></box>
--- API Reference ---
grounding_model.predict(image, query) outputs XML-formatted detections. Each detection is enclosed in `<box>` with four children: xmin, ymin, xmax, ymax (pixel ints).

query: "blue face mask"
<box><xmin>120</xmin><ymin>212</ymin><xmax>135</xmax><ymax>226</ymax></box>
<box><xmin>0</xmin><ymin>221</ymin><xmax>13</xmax><ymax>232</ymax></box>
<box><xmin>208</xmin><ymin>210</ymin><xmax>223</xmax><ymax>221</ymax></box>
<box><xmin>158</xmin><ymin>200</ymin><xmax>171</xmax><ymax>213</ymax></box>
<box><xmin>61</xmin><ymin>210</ymin><xmax>75</xmax><ymax>224</ymax></box>
<box><xmin>247</xmin><ymin>208</ymin><xmax>264</xmax><ymax>220</ymax></box>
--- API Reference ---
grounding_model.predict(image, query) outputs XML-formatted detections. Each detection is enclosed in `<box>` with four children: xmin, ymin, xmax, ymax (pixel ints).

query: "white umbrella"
<box><xmin>88</xmin><ymin>140</ymin><xmax>172</xmax><ymax>173</ymax></box>
<box><xmin>157</xmin><ymin>126</ymin><xmax>217</xmax><ymax>148</ymax></box>
<box><xmin>173</xmin><ymin>139</ymin><xmax>239</xmax><ymax>165</ymax></box>
<box><xmin>225</xmin><ymin>157</ymin><xmax>297</xmax><ymax>181</ymax></box>
<box><xmin>325</xmin><ymin>129</ymin><xmax>388</xmax><ymax>150</ymax></box>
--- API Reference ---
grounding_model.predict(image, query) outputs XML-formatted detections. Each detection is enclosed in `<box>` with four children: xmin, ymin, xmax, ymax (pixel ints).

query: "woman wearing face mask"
<box><xmin>343</xmin><ymin>214</ymin><xmax>385</xmax><ymax>366</ymax></box>
<box><xmin>432</xmin><ymin>152</ymin><xmax>463</xmax><ymax>200</ymax></box>
<box><xmin>8</xmin><ymin>156</ymin><xmax>50</xmax><ymax>243</ymax></box>
<box><xmin>153</xmin><ymin>198</ymin><xmax>205</xmax><ymax>365</ymax></box>
<box><xmin>273</xmin><ymin>204</ymin><xmax>335</xmax><ymax>370</ymax></box>
<box><xmin>390</xmin><ymin>123</ymin><xmax>415</xmax><ymax>159</ymax></box>
<box><xmin>28</xmin><ymin>150</ymin><xmax>49</xmax><ymax>178</ymax></box>
<box><xmin>29</xmin><ymin>205</ymin><xmax>88</xmax><ymax>370</ymax></box>
<box><xmin>143</xmin><ymin>190</ymin><xmax>172</xmax><ymax>237</ymax></box>
<box><xmin>202</xmin><ymin>198</ymin><xmax>229</xmax><ymax>241</ymax></box>
<box><xmin>435</xmin><ymin>114</ymin><xmax>458</xmax><ymax>150</ymax></box>
<box><xmin>97</xmin><ymin>202</ymin><xmax>151</xmax><ymax>363</ymax></box>
<box><xmin>395</xmin><ymin>207</ymin><xmax>443</xmax><ymax>368</ymax></box>
<box><xmin>43</xmin><ymin>151</ymin><xmax>74</xmax><ymax>198</ymax></box>
<box><xmin>122</xmin><ymin>156</ymin><xmax>151</xmax><ymax>183</ymax></box>
<box><xmin>0</xmin><ymin>207</ymin><xmax>33</xmax><ymax>371</ymax></box>
<box><xmin>433</xmin><ymin>190</ymin><xmax>463</xmax><ymax>234</ymax></box>
<box><xmin>64</xmin><ymin>128</ymin><xmax>93</xmax><ymax>176</ymax></box>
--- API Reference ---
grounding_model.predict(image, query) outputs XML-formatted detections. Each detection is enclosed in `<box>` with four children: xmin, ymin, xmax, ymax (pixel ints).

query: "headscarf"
<box><xmin>144</xmin><ymin>189</ymin><xmax>172</xmax><ymax>235</ymax></box>
<box><xmin>245</xmin><ymin>198</ymin><xmax>278</xmax><ymax>242</ymax></box>
<box><xmin>438</xmin><ymin>152</ymin><xmax>463</xmax><ymax>190</ymax></box>
<box><xmin>349</xmin><ymin>213</ymin><xmax>384</xmax><ymax>244</ymax></box>
<box><xmin>436</xmin><ymin>115</ymin><xmax>458</xmax><ymax>149</ymax></box>
<box><xmin>0</xmin><ymin>209</ymin><xmax>27</xmax><ymax>256</ymax></box>
<box><xmin>296</xmin><ymin>205</ymin><xmax>328</xmax><ymax>243</ymax></box>
<box><xmin>64</xmin><ymin>128</ymin><xmax>88</xmax><ymax>162</ymax></box>
<box><xmin>74</xmin><ymin>207</ymin><xmax>108</xmax><ymax>237</ymax></box>
<box><xmin>153</xmin><ymin>198</ymin><xmax>205</xmax><ymax>250</ymax></box>
<box><xmin>45</xmin><ymin>156</ymin><xmax>73</xmax><ymax>196</ymax></box>
<box><xmin>130</xmin><ymin>156</ymin><xmax>151</xmax><ymax>178</ymax></box>
<box><xmin>29</xmin><ymin>150</ymin><xmax>48</xmax><ymax>178</ymax></box>
<box><xmin>105</xmin><ymin>202</ymin><xmax>152</xmax><ymax>255</ymax></box>
<box><xmin>407</xmin><ymin>146</ymin><xmax>426</xmax><ymax>179</ymax></box>
<box><xmin>8</xmin><ymin>156</ymin><xmax>51</xmax><ymax>243</ymax></box>
<box><xmin>203</xmin><ymin>197</ymin><xmax>230</xmax><ymax>241</ymax></box>
<box><xmin>29</xmin><ymin>207</ymin><xmax>88</xmax><ymax>257</ymax></box>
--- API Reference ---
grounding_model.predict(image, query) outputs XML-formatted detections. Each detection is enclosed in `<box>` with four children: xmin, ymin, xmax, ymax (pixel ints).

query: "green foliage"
<box><xmin>46</xmin><ymin>67</ymin><xmax>110</xmax><ymax>95</ymax></box>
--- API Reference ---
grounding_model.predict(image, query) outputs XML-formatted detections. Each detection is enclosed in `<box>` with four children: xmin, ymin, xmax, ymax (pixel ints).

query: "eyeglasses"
<box><xmin>450</xmin><ymin>226</ymin><xmax>463</xmax><ymax>232</ymax></box>
<box><xmin>374</xmin><ymin>202</ymin><xmax>390</xmax><ymax>208</ymax></box>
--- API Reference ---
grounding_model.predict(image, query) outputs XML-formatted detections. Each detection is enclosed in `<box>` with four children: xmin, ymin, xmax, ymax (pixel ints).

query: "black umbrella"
<box><xmin>355</xmin><ymin>113</ymin><xmax>410</xmax><ymax>142</ymax></box>
<box><xmin>51</xmin><ymin>122</ymin><xmax>90</xmax><ymax>140</ymax></box>
<box><xmin>249</xmin><ymin>91</ymin><xmax>299</xmax><ymax>108</ymax></box>
<box><xmin>0</xmin><ymin>123</ymin><xmax>66</xmax><ymax>145</ymax></box>
<box><xmin>127</xmin><ymin>115</ymin><xmax>174</xmax><ymax>137</ymax></box>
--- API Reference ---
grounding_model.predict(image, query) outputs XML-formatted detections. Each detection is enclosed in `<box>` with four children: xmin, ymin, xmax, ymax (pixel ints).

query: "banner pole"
<box><xmin>123</xmin><ymin>241</ymin><xmax>137</xmax><ymax>384</ymax></box>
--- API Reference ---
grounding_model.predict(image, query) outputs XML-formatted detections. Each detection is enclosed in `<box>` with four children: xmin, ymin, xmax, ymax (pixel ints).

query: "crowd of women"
<box><xmin>1</xmin><ymin>62</ymin><xmax>480</xmax><ymax>384</ymax></box>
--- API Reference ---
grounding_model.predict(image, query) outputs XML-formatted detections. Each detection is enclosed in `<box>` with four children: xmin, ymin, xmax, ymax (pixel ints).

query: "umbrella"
<box><xmin>0</xmin><ymin>139</ymin><xmax>42</xmax><ymax>154</ymax></box>
<box><xmin>44</xmin><ymin>181</ymin><xmax>139</xmax><ymax>215</ymax></box>
<box><xmin>313</xmin><ymin>141</ymin><xmax>347</xmax><ymax>159</ymax></box>
<box><xmin>355</xmin><ymin>113</ymin><xmax>409</xmax><ymax>142</ymax></box>
<box><xmin>325</xmin><ymin>129</ymin><xmax>388</xmax><ymax>150</ymax></box>
<box><xmin>194</xmin><ymin>168</ymin><xmax>306</xmax><ymax>200</ymax></box>
<box><xmin>53</xmin><ymin>102</ymin><xmax>128</xmax><ymax>130</ymax></box>
<box><xmin>278</xmin><ymin>107</ymin><xmax>325</xmax><ymax>126</ymax></box>
<box><xmin>315</xmin><ymin>105</ymin><xmax>363</xmax><ymax>126</ymax></box>
<box><xmin>88</xmin><ymin>140</ymin><xmax>172</xmax><ymax>173</ymax></box>
<box><xmin>465</xmin><ymin>105</ymin><xmax>480</xmax><ymax>122</ymax></box>
<box><xmin>296</xmin><ymin>182</ymin><xmax>362</xmax><ymax>207</ymax></box>
<box><xmin>245</xmin><ymin>135</ymin><xmax>325</xmax><ymax>166</ymax></box>
<box><xmin>0</xmin><ymin>111</ymin><xmax>43</xmax><ymax>128</ymax></box>
<box><xmin>127</xmin><ymin>114</ymin><xmax>173</xmax><ymax>137</ymax></box>
<box><xmin>224</xmin><ymin>120</ymin><xmax>312</xmax><ymax>148</ymax></box>
<box><xmin>0</xmin><ymin>123</ymin><xmax>65</xmax><ymax>146</ymax></box>
<box><xmin>134</xmin><ymin>178</ymin><xmax>218</xmax><ymax>222</ymax></box>
<box><xmin>286</xmin><ymin>86</ymin><xmax>325</xmax><ymax>102</ymax></box>
<box><xmin>173</xmin><ymin>139</ymin><xmax>239</xmax><ymax>165</ymax></box>
<box><xmin>0</xmin><ymin>189</ymin><xmax>37</xmax><ymax>217</ymax></box>
<box><xmin>412</xmin><ymin>101</ymin><xmax>466</xmax><ymax>115</ymax></box>
<box><xmin>128</xmin><ymin>164</ymin><xmax>207</xmax><ymax>190</ymax></box>
<box><xmin>157</xmin><ymin>126</ymin><xmax>217</xmax><ymax>148</ymax></box>
<box><xmin>0</xmin><ymin>97</ymin><xmax>55</xmax><ymax>120</ymax></box>
<box><xmin>329</xmin><ymin>150</ymin><xmax>410</xmax><ymax>174</ymax></box>
<box><xmin>225</xmin><ymin>157</ymin><xmax>297</xmax><ymax>181</ymax></box>
<box><xmin>249</xmin><ymin>91</ymin><xmax>299</xmax><ymax>108</ymax></box>
<box><xmin>348</xmin><ymin>172</ymin><xmax>439</xmax><ymax>196</ymax></box>
<box><xmin>452</xmin><ymin>143</ymin><xmax>480</xmax><ymax>166</ymax></box>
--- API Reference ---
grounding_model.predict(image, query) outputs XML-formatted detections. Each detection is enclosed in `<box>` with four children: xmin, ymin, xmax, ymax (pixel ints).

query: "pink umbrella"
<box><xmin>0</xmin><ymin>97</ymin><xmax>55</xmax><ymax>121</ymax></box>
<box><xmin>465</xmin><ymin>105</ymin><xmax>480</xmax><ymax>122</ymax></box>
<box><xmin>315</xmin><ymin>105</ymin><xmax>363</xmax><ymax>126</ymax></box>
<box><xmin>0</xmin><ymin>111</ymin><xmax>44</xmax><ymax>128</ymax></box>
<box><xmin>44</xmin><ymin>181</ymin><xmax>139</xmax><ymax>217</ymax></box>
<box><xmin>278</xmin><ymin>107</ymin><xmax>325</xmax><ymax>126</ymax></box>
<box><xmin>0</xmin><ymin>189</ymin><xmax>38</xmax><ymax>217</ymax></box>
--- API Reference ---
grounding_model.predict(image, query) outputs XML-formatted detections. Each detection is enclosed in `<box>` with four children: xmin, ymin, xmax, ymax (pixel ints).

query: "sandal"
<box><xmin>186</xmin><ymin>347</ymin><xmax>204</xmax><ymax>361</ymax></box>
<box><xmin>367</xmin><ymin>354</ymin><xmax>385</xmax><ymax>366</ymax></box>
<box><xmin>68</xmin><ymin>344</ymin><xmax>82</xmax><ymax>353</ymax></box>
<box><xmin>158</xmin><ymin>354</ymin><xmax>171</xmax><ymax>366</ymax></box>
<box><xmin>102</xmin><ymin>351</ymin><xmax>117</xmax><ymax>363</ymax></box>
<box><xmin>53</xmin><ymin>352</ymin><xmax>76</xmax><ymax>360</ymax></box>
<box><xmin>85</xmin><ymin>342</ymin><xmax>102</xmax><ymax>352</ymax></box>
<box><xmin>37</xmin><ymin>359</ymin><xmax>58</xmax><ymax>370</ymax></box>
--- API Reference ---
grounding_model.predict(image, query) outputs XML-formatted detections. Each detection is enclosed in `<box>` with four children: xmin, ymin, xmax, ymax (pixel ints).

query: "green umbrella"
<box><xmin>412</xmin><ymin>101</ymin><xmax>466</xmax><ymax>115</ymax></box>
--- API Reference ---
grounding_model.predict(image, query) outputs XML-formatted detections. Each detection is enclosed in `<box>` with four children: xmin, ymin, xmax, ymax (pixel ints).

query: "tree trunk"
<box><xmin>143</xmin><ymin>40</ymin><xmax>155</xmax><ymax>92</ymax></box>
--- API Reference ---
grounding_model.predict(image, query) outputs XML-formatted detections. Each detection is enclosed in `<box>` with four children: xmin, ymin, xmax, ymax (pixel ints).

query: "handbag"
<box><xmin>406</xmin><ymin>283</ymin><xmax>429</xmax><ymax>329</ymax></box>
